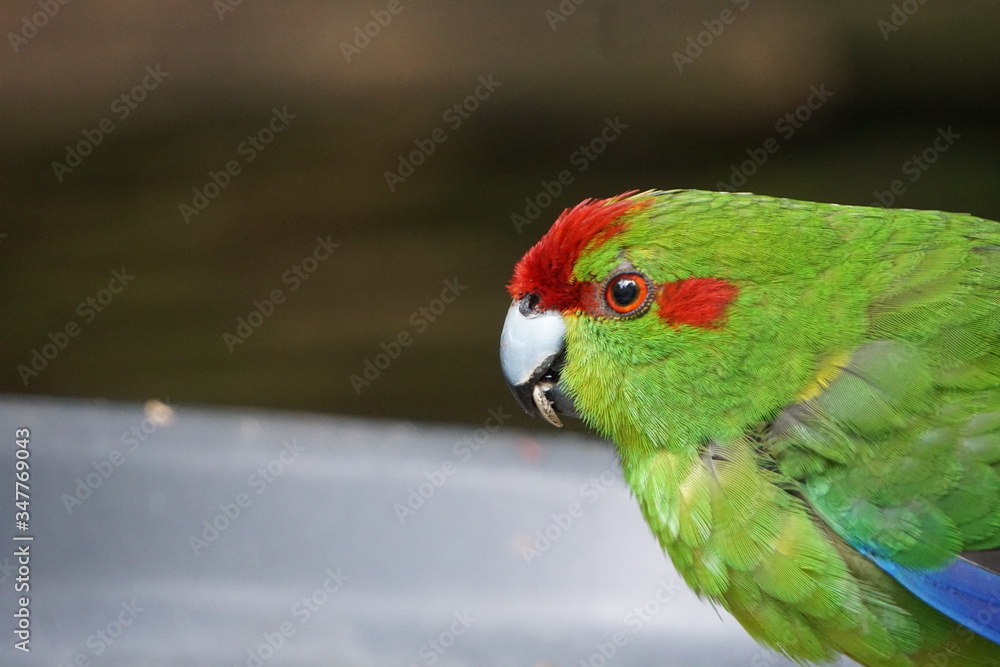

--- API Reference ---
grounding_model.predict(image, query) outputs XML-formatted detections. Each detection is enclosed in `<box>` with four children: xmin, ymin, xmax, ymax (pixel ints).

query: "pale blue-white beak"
<box><xmin>499</xmin><ymin>298</ymin><xmax>576</xmax><ymax>427</ymax></box>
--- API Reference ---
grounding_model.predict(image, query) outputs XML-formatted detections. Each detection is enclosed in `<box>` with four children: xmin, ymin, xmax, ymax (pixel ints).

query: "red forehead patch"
<box><xmin>507</xmin><ymin>193</ymin><xmax>649</xmax><ymax>311</ymax></box>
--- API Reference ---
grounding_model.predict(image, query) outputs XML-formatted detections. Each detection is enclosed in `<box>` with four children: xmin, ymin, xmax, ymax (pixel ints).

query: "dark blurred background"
<box><xmin>3</xmin><ymin>0</ymin><xmax>1000</xmax><ymax>427</ymax></box>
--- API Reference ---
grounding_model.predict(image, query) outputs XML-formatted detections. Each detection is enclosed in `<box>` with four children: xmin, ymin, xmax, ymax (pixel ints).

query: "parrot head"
<box><xmin>499</xmin><ymin>189</ymin><xmax>814</xmax><ymax>456</ymax></box>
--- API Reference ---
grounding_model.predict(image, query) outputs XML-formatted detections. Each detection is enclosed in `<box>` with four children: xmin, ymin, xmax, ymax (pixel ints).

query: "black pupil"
<box><xmin>612</xmin><ymin>278</ymin><xmax>639</xmax><ymax>306</ymax></box>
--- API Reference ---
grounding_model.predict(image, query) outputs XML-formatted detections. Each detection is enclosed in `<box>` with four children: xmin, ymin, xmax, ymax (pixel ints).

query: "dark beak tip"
<box><xmin>507</xmin><ymin>382</ymin><xmax>538</xmax><ymax>417</ymax></box>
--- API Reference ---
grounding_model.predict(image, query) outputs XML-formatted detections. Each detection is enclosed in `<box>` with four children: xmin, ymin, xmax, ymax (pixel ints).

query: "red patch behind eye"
<box><xmin>657</xmin><ymin>278</ymin><xmax>737</xmax><ymax>328</ymax></box>
<box><xmin>507</xmin><ymin>193</ymin><xmax>650</xmax><ymax>311</ymax></box>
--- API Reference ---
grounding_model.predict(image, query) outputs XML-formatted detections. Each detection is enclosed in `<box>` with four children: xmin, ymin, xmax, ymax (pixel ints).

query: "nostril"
<box><xmin>519</xmin><ymin>293</ymin><xmax>541</xmax><ymax>316</ymax></box>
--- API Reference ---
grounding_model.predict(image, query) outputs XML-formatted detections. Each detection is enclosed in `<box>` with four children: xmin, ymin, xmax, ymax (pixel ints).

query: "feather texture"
<box><xmin>514</xmin><ymin>189</ymin><xmax>1000</xmax><ymax>665</ymax></box>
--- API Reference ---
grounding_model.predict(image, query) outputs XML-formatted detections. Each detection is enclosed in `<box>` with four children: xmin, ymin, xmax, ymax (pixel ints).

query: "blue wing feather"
<box><xmin>870</xmin><ymin>553</ymin><xmax>1000</xmax><ymax>645</ymax></box>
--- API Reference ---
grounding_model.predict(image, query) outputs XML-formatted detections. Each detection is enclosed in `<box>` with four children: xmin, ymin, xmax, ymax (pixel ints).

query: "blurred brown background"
<box><xmin>2</xmin><ymin>0</ymin><xmax>999</xmax><ymax>427</ymax></box>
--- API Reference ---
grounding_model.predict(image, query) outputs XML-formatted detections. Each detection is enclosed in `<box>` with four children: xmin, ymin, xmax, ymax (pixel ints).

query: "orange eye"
<box><xmin>605</xmin><ymin>273</ymin><xmax>649</xmax><ymax>315</ymax></box>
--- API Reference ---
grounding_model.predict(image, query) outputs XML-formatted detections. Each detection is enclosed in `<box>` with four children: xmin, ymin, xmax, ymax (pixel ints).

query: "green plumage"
<box><xmin>558</xmin><ymin>190</ymin><xmax>1000</xmax><ymax>665</ymax></box>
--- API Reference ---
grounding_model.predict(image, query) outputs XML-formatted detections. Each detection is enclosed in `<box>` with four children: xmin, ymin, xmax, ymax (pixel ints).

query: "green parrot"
<box><xmin>499</xmin><ymin>190</ymin><xmax>1000</xmax><ymax>666</ymax></box>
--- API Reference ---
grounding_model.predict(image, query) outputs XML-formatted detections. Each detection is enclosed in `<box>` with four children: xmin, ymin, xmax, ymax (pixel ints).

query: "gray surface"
<box><xmin>0</xmin><ymin>397</ymin><xmax>854</xmax><ymax>666</ymax></box>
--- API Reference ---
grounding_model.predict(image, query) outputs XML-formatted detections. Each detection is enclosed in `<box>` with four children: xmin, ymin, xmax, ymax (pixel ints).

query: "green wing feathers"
<box><xmin>771</xmin><ymin>207</ymin><xmax>1000</xmax><ymax>565</ymax></box>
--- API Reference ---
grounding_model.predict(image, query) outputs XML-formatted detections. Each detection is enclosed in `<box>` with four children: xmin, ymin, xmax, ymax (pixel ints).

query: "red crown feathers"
<box><xmin>508</xmin><ymin>193</ymin><xmax>648</xmax><ymax>311</ymax></box>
